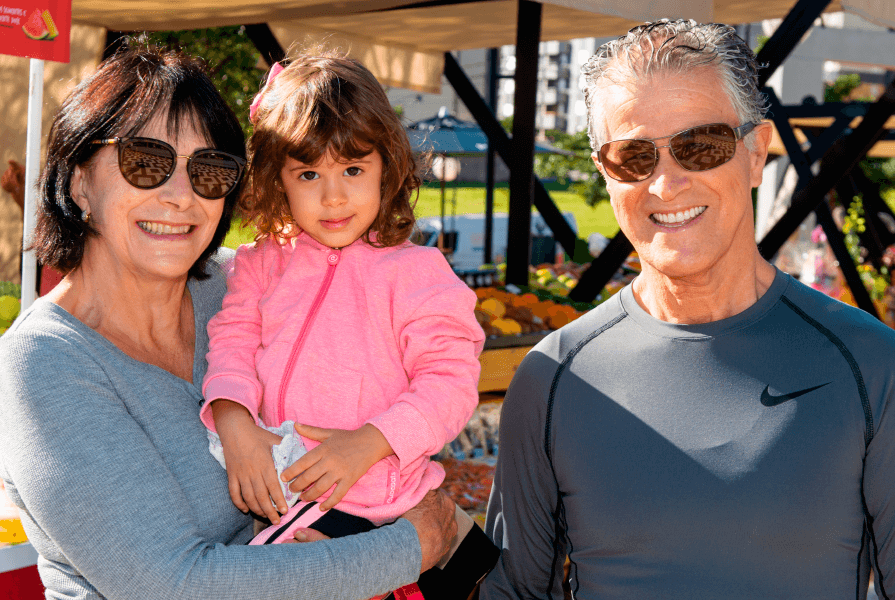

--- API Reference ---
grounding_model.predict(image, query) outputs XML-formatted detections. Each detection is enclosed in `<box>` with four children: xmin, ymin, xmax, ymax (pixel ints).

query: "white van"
<box><xmin>414</xmin><ymin>212</ymin><xmax>578</xmax><ymax>270</ymax></box>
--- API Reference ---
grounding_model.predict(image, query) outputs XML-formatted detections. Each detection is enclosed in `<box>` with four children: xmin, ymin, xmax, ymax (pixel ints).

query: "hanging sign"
<box><xmin>0</xmin><ymin>0</ymin><xmax>70</xmax><ymax>63</ymax></box>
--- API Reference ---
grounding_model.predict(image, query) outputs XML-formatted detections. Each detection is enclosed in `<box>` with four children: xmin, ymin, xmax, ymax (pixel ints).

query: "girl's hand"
<box><xmin>211</xmin><ymin>400</ymin><xmax>287</xmax><ymax>523</ymax></box>
<box><xmin>284</xmin><ymin>423</ymin><xmax>394</xmax><ymax>510</ymax></box>
<box><xmin>288</xmin><ymin>528</ymin><xmax>331</xmax><ymax>543</ymax></box>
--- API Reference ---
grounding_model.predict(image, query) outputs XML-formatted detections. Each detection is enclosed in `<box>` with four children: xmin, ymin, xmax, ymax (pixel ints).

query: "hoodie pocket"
<box><xmin>297</xmin><ymin>357</ymin><xmax>401</xmax><ymax>508</ymax></box>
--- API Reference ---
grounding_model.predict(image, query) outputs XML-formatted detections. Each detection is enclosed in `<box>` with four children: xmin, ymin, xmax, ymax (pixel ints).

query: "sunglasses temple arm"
<box><xmin>734</xmin><ymin>122</ymin><xmax>758</xmax><ymax>140</ymax></box>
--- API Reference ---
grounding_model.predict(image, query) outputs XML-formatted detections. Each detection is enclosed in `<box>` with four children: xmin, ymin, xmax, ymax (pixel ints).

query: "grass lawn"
<box><xmin>223</xmin><ymin>181</ymin><xmax>619</xmax><ymax>250</ymax></box>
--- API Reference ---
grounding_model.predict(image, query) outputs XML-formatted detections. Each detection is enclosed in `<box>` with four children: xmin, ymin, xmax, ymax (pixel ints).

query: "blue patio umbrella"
<box><xmin>406</xmin><ymin>109</ymin><xmax>572</xmax><ymax>258</ymax></box>
<box><xmin>406</xmin><ymin>110</ymin><xmax>571</xmax><ymax>156</ymax></box>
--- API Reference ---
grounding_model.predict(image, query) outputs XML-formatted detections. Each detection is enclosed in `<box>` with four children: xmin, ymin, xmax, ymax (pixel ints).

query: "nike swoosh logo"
<box><xmin>761</xmin><ymin>382</ymin><xmax>832</xmax><ymax>407</ymax></box>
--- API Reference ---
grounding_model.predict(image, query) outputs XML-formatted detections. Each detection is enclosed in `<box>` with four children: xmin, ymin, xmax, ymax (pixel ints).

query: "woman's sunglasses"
<box><xmin>596</xmin><ymin>122</ymin><xmax>758</xmax><ymax>183</ymax></box>
<box><xmin>91</xmin><ymin>137</ymin><xmax>246</xmax><ymax>199</ymax></box>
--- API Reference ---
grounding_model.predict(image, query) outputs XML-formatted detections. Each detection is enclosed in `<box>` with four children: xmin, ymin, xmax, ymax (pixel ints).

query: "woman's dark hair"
<box><xmin>244</xmin><ymin>51</ymin><xmax>419</xmax><ymax>246</ymax></box>
<box><xmin>32</xmin><ymin>42</ymin><xmax>246</xmax><ymax>280</ymax></box>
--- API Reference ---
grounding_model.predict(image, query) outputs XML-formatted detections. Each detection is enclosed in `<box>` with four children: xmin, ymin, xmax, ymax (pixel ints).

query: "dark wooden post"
<box><xmin>506</xmin><ymin>0</ymin><xmax>541</xmax><ymax>286</ymax></box>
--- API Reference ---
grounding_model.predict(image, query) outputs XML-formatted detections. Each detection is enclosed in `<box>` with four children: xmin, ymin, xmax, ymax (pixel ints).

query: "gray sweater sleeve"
<box><xmin>0</xmin><ymin>297</ymin><xmax>421</xmax><ymax>599</ymax></box>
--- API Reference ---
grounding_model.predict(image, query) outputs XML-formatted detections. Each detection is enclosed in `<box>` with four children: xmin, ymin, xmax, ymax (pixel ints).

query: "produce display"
<box><xmin>439</xmin><ymin>401</ymin><xmax>501</xmax><ymax>524</ymax></box>
<box><xmin>0</xmin><ymin>481</ymin><xmax>26</xmax><ymax>547</ymax></box>
<box><xmin>475</xmin><ymin>287</ymin><xmax>585</xmax><ymax>337</ymax></box>
<box><xmin>440</xmin><ymin>458</ymin><xmax>495</xmax><ymax>526</ymax></box>
<box><xmin>473</xmin><ymin>255</ymin><xmax>640</xmax><ymax>339</ymax></box>
<box><xmin>0</xmin><ymin>295</ymin><xmax>21</xmax><ymax>335</ymax></box>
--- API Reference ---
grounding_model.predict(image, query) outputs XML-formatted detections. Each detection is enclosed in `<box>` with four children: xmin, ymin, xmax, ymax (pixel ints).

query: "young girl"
<box><xmin>199</xmin><ymin>53</ymin><xmax>497</xmax><ymax>598</ymax></box>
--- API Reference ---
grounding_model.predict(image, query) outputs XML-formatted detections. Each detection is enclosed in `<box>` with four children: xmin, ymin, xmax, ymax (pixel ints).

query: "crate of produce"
<box><xmin>0</xmin><ymin>282</ymin><xmax>22</xmax><ymax>336</ymax></box>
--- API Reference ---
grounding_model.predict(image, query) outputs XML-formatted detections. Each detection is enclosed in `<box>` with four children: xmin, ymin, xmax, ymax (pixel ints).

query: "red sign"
<box><xmin>0</xmin><ymin>1</ymin><xmax>70</xmax><ymax>63</ymax></box>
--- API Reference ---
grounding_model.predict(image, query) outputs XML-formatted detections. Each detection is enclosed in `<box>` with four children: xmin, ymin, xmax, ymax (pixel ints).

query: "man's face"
<box><xmin>591</xmin><ymin>68</ymin><xmax>770</xmax><ymax>280</ymax></box>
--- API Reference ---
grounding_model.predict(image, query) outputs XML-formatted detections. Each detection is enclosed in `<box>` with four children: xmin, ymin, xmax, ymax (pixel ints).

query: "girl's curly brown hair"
<box><xmin>243</xmin><ymin>51</ymin><xmax>419</xmax><ymax>247</ymax></box>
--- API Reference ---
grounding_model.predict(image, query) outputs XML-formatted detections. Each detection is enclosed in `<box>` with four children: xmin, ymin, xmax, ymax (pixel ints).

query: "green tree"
<box><xmin>824</xmin><ymin>73</ymin><xmax>864</xmax><ymax>103</ymax></box>
<box><xmin>535</xmin><ymin>129</ymin><xmax>609</xmax><ymax>207</ymax></box>
<box><xmin>147</xmin><ymin>26</ymin><xmax>263</xmax><ymax>139</ymax></box>
<box><xmin>500</xmin><ymin>116</ymin><xmax>513</xmax><ymax>134</ymax></box>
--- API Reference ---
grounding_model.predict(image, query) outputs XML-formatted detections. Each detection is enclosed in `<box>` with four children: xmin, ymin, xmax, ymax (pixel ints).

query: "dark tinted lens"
<box><xmin>189</xmin><ymin>151</ymin><xmax>242</xmax><ymax>199</ymax></box>
<box><xmin>600</xmin><ymin>139</ymin><xmax>656</xmax><ymax>182</ymax></box>
<box><xmin>670</xmin><ymin>124</ymin><xmax>737</xmax><ymax>171</ymax></box>
<box><xmin>119</xmin><ymin>140</ymin><xmax>175</xmax><ymax>188</ymax></box>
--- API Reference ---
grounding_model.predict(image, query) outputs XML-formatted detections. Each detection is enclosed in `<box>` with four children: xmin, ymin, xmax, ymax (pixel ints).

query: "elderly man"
<box><xmin>480</xmin><ymin>20</ymin><xmax>894</xmax><ymax>600</ymax></box>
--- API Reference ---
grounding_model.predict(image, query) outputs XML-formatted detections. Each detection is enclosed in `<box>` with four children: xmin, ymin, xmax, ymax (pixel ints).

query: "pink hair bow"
<box><xmin>249</xmin><ymin>62</ymin><xmax>286</xmax><ymax>124</ymax></box>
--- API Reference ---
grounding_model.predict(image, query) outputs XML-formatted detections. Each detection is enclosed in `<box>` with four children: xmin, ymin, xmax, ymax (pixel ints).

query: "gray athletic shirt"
<box><xmin>0</xmin><ymin>251</ymin><xmax>421</xmax><ymax>600</ymax></box>
<box><xmin>481</xmin><ymin>269</ymin><xmax>895</xmax><ymax>600</ymax></box>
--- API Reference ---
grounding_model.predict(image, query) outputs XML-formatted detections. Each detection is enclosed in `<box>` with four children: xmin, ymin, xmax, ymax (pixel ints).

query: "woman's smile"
<box><xmin>136</xmin><ymin>221</ymin><xmax>195</xmax><ymax>236</ymax></box>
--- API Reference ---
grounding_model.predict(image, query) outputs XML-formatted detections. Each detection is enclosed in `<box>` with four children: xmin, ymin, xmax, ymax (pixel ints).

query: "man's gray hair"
<box><xmin>582</xmin><ymin>19</ymin><xmax>768</xmax><ymax>151</ymax></box>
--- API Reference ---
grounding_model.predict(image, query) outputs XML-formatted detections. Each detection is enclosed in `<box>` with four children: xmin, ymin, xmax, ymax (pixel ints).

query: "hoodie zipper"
<box><xmin>276</xmin><ymin>248</ymin><xmax>341</xmax><ymax>424</ymax></box>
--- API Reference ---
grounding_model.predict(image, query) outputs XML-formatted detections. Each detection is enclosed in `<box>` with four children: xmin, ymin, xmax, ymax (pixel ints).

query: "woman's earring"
<box><xmin>81</xmin><ymin>210</ymin><xmax>91</xmax><ymax>223</ymax></box>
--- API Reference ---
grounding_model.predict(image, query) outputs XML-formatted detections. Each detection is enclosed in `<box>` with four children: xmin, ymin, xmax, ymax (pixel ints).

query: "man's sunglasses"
<box><xmin>596</xmin><ymin>122</ymin><xmax>758</xmax><ymax>183</ymax></box>
<box><xmin>91</xmin><ymin>137</ymin><xmax>246</xmax><ymax>199</ymax></box>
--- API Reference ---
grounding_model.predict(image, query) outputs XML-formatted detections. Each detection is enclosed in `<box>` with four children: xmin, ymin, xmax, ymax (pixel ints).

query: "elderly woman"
<box><xmin>0</xmin><ymin>46</ymin><xmax>454</xmax><ymax>600</ymax></box>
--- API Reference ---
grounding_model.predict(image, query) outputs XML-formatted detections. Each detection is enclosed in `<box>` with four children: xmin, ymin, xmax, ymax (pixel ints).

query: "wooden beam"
<box><xmin>506</xmin><ymin>0</ymin><xmax>542</xmax><ymax>286</ymax></box>
<box><xmin>755</xmin><ymin>0</ymin><xmax>833</xmax><ymax>88</ymax></box>
<box><xmin>244</xmin><ymin>24</ymin><xmax>286</xmax><ymax>67</ymax></box>
<box><xmin>442</xmin><ymin>53</ymin><xmax>588</xmax><ymax>263</ymax></box>
<box><xmin>760</xmin><ymin>88</ymin><xmax>881</xmax><ymax>319</ymax></box>
<box><xmin>759</xmin><ymin>78</ymin><xmax>895</xmax><ymax>259</ymax></box>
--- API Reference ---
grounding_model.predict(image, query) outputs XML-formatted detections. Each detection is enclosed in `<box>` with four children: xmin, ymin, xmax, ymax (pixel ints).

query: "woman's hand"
<box><xmin>283</xmin><ymin>423</ymin><xmax>394</xmax><ymax>510</ymax></box>
<box><xmin>402</xmin><ymin>489</ymin><xmax>457</xmax><ymax>573</ymax></box>
<box><xmin>289</xmin><ymin>490</ymin><xmax>457</xmax><ymax>576</ymax></box>
<box><xmin>211</xmin><ymin>400</ymin><xmax>287</xmax><ymax>523</ymax></box>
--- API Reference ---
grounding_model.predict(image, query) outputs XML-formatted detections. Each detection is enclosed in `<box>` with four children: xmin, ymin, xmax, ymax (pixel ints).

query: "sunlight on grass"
<box><xmin>222</xmin><ymin>183</ymin><xmax>619</xmax><ymax>250</ymax></box>
<box><xmin>223</xmin><ymin>219</ymin><xmax>258</xmax><ymax>249</ymax></box>
<box><xmin>413</xmin><ymin>184</ymin><xmax>619</xmax><ymax>239</ymax></box>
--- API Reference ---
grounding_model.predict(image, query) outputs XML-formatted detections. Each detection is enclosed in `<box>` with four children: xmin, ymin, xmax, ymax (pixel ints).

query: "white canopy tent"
<box><xmin>4</xmin><ymin>0</ymin><xmax>892</xmax><ymax>306</ymax></box>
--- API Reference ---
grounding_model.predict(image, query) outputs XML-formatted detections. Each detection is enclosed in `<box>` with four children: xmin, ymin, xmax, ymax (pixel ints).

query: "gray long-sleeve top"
<box><xmin>0</xmin><ymin>251</ymin><xmax>421</xmax><ymax>600</ymax></box>
<box><xmin>481</xmin><ymin>270</ymin><xmax>895</xmax><ymax>599</ymax></box>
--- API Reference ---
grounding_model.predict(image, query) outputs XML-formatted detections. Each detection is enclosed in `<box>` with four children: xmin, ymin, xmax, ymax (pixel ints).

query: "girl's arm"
<box><xmin>284</xmin><ymin>422</ymin><xmax>394</xmax><ymax>509</ymax></box>
<box><xmin>203</xmin><ymin>242</ymin><xmax>288</xmax><ymax>520</ymax></box>
<box><xmin>0</xmin><ymin>330</ymin><xmax>423</xmax><ymax>600</ymax></box>
<box><xmin>367</xmin><ymin>249</ymin><xmax>485</xmax><ymax>469</ymax></box>
<box><xmin>201</xmin><ymin>242</ymin><xmax>270</xmax><ymax>430</ymax></box>
<box><xmin>212</xmin><ymin>399</ymin><xmax>289</xmax><ymax>521</ymax></box>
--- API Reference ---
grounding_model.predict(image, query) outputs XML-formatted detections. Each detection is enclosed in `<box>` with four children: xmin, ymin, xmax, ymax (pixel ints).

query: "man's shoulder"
<box><xmin>530</xmin><ymin>292</ymin><xmax>630</xmax><ymax>363</ymax></box>
<box><xmin>780</xmin><ymin>275</ymin><xmax>895</xmax><ymax>354</ymax></box>
<box><xmin>505</xmin><ymin>293</ymin><xmax>630</xmax><ymax>411</ymax></box>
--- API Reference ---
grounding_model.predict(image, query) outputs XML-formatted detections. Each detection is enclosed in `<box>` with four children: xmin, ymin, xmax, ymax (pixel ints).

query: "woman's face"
<box><xmin>71</xmin><ymin>113</ymin><xmax>225</xmax><ymax>283</ymax></box>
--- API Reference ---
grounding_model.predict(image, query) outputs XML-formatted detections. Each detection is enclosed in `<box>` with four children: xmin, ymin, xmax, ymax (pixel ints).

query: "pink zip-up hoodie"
<box><xmin>201</xmin><ymin>232</ymin><xmax>485</xmax><ymax>524</ymax></box>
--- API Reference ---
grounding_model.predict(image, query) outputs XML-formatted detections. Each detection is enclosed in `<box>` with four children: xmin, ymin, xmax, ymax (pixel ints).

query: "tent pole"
<box><xmin>484</xmin><ymin>47</ymin><xmax>498</xmax><ymax>265</ymax></box>
<box><xmin>442</xmin><ymin>53</ymin><xmax>583</xmax><ymax>261</ymax></box>
<box><xmin>245</xmin><ymin>24</ymin><xmax>286</xmax><ymax>67</ymax></box>
<box><xmin>755</xmin><ymin>0</ymin><xmax>833</xmax><ymax>88</ymax></box>
<box><xmin>506</xmin><ymin>0</ymin><xmax>541</xmax><ymax>286</ymax></box>
<box><xmin>21</xmin><ymin>59</ymin><xmax>44</xmax><ymax>311</ymax></box>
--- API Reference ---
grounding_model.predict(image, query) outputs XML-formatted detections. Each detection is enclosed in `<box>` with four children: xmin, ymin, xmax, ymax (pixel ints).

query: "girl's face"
<box><xmin>280</xmin><ymin>150</ymin><xmax>383</xmax><ymax>249</ymax></box>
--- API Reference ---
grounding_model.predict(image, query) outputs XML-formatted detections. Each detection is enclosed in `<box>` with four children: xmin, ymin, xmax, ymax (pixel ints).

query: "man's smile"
<box><xmin>650</xmin><ymin>206</ymin><xmax>707</xmax><ymax>227</ymax></box>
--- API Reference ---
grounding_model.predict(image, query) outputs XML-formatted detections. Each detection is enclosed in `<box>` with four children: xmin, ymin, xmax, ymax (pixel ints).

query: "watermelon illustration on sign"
<box><xmin>22</xmin><ymin>8</ymin><xmax>58</xmax><ymax>41</ymax></box>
